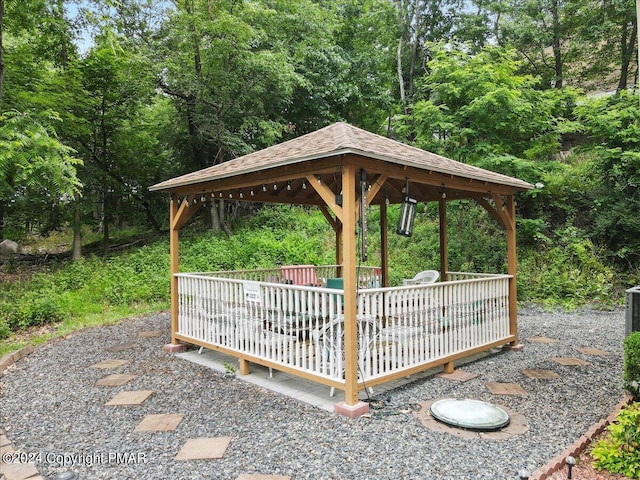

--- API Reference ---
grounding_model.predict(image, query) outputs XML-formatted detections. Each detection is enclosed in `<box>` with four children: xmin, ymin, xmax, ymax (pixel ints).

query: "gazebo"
<box><xmin>150</xmin><ymin>122</ymin><xmax>533</xmax><ymax>417</ymax></box>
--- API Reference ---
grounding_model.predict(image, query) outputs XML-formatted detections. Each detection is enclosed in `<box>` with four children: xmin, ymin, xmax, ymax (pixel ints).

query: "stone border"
<box><xmin>0</xmin><ymin>346</ymin><xmax>36</xmax><ymax>375</ymax></box>
<box><xmin>530</xmin><ymin>395</ymin><xmax>636</xmax><ymax>480</ymax></box>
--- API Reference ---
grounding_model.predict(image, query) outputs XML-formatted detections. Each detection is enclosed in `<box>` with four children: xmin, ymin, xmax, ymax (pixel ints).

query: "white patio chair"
<box><xmin>402</xmin><ymin>270</ymin><xmax>440</xmax><ymax>286</ymax></box>
<box><xmin>312</xmin><ymin>317</ymin><xmax>378</xmax><ymax>396</ymax></box>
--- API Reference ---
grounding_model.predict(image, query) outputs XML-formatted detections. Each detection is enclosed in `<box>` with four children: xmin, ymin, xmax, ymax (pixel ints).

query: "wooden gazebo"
<box><xmin>150</xmin><ymin>122</ymin><xmax>532</xmax><ymax>417</ymax></box>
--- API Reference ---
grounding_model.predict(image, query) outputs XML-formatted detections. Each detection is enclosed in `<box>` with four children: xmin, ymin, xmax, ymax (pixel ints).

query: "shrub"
<box><xmin>591</xmin><ymin>402</ymin><xmax>640</xmax><ymax>479</ymax></box>
<box><xmin>3</xmin><ymin>291</ymin><xmax>65</xmax><ymax>330</ymax></box>
<box><xmin>0</xmin><ymin>319</ymin><xmax>10</xmax><ymax>339</ymax></box>
<box><xmin>624</xmin><ymin>332</ymin><xmax>640</xmax><ymax>398</ymax></box>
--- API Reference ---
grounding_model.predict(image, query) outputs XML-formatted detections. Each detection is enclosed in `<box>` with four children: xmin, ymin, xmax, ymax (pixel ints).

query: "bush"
<box><xmin>591</xmin><ymin>402</ymin><xmax>640</xmax><ymax>478</ymax></box>
<box><xmin>624</xmin><ymin>332</ymin><xmax>640</xmax><ymax>398</ymax></box>
<box><xmin>2</xmin><ymin>291</ymin><xmax>65</xmax><ymax>330</ymax></box>
<box><xmin>0</xmin><ymin>319</ymin><xmax>10</xmax><ymax>339</ymax></box>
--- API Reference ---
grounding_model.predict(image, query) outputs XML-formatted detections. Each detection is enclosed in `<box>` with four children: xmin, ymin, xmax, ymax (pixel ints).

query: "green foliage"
<box><xmin>573</xmin><ymin>91</ymin><xmax>640</xmax><ymax>265</ymax></box>
<box><xmin>0</xmin><ymin>319</ymin><xmax>10</xmax><ymax>340</ymax></box>
<box><xmin>0</xmin><ymin>110</ymin><xmax>83</xmax><ymax>236</ymax></box>
<box><xmin>591</xmin><ymin>402</ymin><xmax>640</xmax><ymax>478</ymax></box>
<box><xmin>624</xmin><ymin>333</ymin><xmax>640</xmax><ymax>398</ymax></box>
<box><xmin>395</xmin><ymin>44</ymin><xmax>574</xmax><ymax>163</ymax></box>
<box><xmin>517</xmin><ymin>227</ymin><xmax>615</xmax><ymax>308</ymax></box>
<box><xmin>1</xmin><ymin>290</ymin><xmax>65</xmax><ymax>331</ymax></box>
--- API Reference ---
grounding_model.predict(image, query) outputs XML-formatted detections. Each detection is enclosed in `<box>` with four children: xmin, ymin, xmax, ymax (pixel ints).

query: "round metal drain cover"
<box><xmin>430</xmin><ymin>398</ymin><xmax>510</xmax><ymax>431</ymax></box>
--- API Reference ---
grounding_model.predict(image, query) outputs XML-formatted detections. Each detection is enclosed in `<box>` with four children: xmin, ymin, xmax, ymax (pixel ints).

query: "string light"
<box><xmin>287</xmin><ymin>181</ymin><xmax>291</xmax><ymax>190</ymax></box>
<box><xmin>262</xmin><ymin>184</ymin><xmax>267</xmax><ymax>192</ymax></box>
<box><xmin>250</xmin><ymin>188</ymin><xmax>254</xmax><ymax>196</ymax></box>
<box><xmin>302</xmin><ymin>180</ymin><xmax>307</xmax><ymax>189</ymax></box>
<box><xmin>273</xmin><ymin>183</ymin><xmax>278</xmax><ymax>190</ymax></box>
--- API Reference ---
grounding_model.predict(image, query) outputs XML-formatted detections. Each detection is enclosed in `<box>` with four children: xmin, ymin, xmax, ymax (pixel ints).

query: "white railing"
<box><xmin>175</xmin><ymin>268</ymin><xmax>512</xmax><ymax>391</ymax></box>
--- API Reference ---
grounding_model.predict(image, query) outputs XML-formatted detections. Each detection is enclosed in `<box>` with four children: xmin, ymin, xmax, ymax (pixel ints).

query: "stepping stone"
<box><xmin>528</xmin><ymin>336</ymin><xmax>560</xmax><ymax>343</ymax></box>
<box><xmin>95</xmin><ymin>373</ymin><xmax>137</xmax><ymax>386</ymax></box>
<box><xmin>139</xmin><ymin>330</ymin><xmax>163</xmax><ymax>338</ymax></box>
<box><xmin>576</xmin><ymin>347</ymin><xmax>609</xmax><ymax>356</ymax></box>
<box><xmin>485</xmin><ymin>382</ymin><xmax>527</xmax><ymax>395</ymax></box>
<box><xmin>175</xmin><ymin>437</ymin><xmax>232</xmax><ymax>460</ymax></box>
<box><xmin>90</xmin><ymin>359</ymin><xmax>128</xmax><ymax>369</ymax></box>
<box><xmin>0</xmin><ymin>458</ymin><xmax>41</xmax><ymax>480</ymax></box>
<box><xmin>552</xmin><ymin>357</ymin><xmax>589</xmax><ymax>366</ymax></box>
<box><xmin>105</xmin><ymin>390</ymin><xmax>154</xmax><ymax>406</ymax></box>
<box><xmin>522</xmin><ymin>369</ymin><xmax>560</xmax><ymax>379</ymax></box>
<box><xmin>134</xmin><ymin>413</ymin><xmax>183</xmax><ymax>432</ymax></box>
<box><xmin>0</xmin><ymin>433</ymin><xmax>12</xmax><ymax>447</ymax></box>
<box><xmin>105</xmin><ymin>342</ymin><xmax>136</xmax><ymax>352</ymax></box>
<box><xmin>237</xmin><ymin>475</ymin><xmax>291</xmax><ymax>480</ymax></box>
<box><xmin>437</xmin><ymin>369</ymin><xmax>479</xmax><ymax>382</ymax></box>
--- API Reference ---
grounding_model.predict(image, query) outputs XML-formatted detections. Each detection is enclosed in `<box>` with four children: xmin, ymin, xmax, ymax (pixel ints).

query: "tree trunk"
<box><xmin>551</xmin><ymin>0</ymin><xmax>563</xmax><ymax>88</ymax></box>
<box><xmin>0</xmin><ymin>200</ymin><xmax>4</xmax><ymax>241</ymax></box>
<box><xmin>210</xmin><ymin>199</ymin><xmax>221</xmax><ymax>231</ymax></box>
<box><xmin>617</xmin><ymin>16</ymin><xmax>636</xmax><ymax>92</ymax></box>
<box><xmin>72</xmin><ymin>194</ymin><xmax>82</xmax><ymax>260</ymax></box>
<box><xmin>397</xmin><ymin>40</ymin><xmax>407</xmax><ymax>114</ymax></box>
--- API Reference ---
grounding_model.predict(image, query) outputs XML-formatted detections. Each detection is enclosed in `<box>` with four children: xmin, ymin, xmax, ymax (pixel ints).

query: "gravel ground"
<box><xmin>0</xmin><ymin>307</ymin><xmax>627</xmax><ymax>480</ymax></box>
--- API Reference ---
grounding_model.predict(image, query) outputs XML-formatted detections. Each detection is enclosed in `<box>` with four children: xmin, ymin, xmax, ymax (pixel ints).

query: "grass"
<box><xmin>0</xmin><ymin>302</ymin><xmax>167</xmax><ymax>357</ymax></box>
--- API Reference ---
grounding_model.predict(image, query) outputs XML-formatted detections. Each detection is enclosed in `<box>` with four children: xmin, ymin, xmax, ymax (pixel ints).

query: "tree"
<box><xmin>394</xmin><ymin>44</ymin><xmax>575</xmax><ymax>162</ymax></box>
<box><xmin>574</xmin><ymin>91</ymin><xmax>640</xmax><ymax>266</ymax></box>
<box><xmin>0</xmin><ymin>110</ymin><xmax>82</xmax><ymax>240</ymax></box>
<box><xmin>499</xmin><ymin>0</ymin><xmax>581</xmax><ymax>88</ymax></box>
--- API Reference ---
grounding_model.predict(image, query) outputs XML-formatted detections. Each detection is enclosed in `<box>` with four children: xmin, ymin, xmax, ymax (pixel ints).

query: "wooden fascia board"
<box><xmin>347</xmin><ymin>156</ymin><xmax>523</xmax><ymax>196</ymax></box>
<box><xmin>160</xmin><ymin>158</ymin><xmax>345</xmax><ymax>196</ymax></box>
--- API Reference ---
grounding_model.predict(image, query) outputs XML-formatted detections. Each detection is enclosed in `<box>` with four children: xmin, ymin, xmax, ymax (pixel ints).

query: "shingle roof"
<box><xmin>149</xmin><ymin>122</ymin><xmax>533</xmax><ymax>192</ymax></box>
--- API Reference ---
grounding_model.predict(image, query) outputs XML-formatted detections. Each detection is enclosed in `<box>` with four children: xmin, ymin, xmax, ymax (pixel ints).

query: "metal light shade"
<box><xmin>397</xmin><ymin>195</ymin><xmax>417</xmax><ymax>237</ymax></box>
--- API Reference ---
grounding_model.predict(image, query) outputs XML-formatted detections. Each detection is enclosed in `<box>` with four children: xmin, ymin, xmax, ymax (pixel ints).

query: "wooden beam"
<box><xmin>367</xmin><ymin>174</ymin><xmax>387</xmax><ymax>204</ymax></box>
<box><xmin>476</xmin><ymin>197</ymin><xmax>504</xmax><ymax>227</ymax></box>
<box><xmin>171</xmin><ymin>196</ymin><xmax>204</xmax><ymax>231</ymax></box>
<box><xmin>306</xmin><ymin>174</ymin><xmax>344</xmax><ymax>222</ymax></box>
<box><xmin>380</xmin><ymin>201</ymin><xmax>389</xmax><ymax>288</ymax></box>
<box><xmin>439</xmin><ymin>198</ymin><xmax>448</xmax><ymax>281</ymax></box>
<box><xmin>318</xmin><ymin>204</ymin><xmax>339</xmax><ymax>231</ymax></box>
<box><xmin>169</xmin><ymin>196</ymin><xmax>180</xmax><ymax>345</ymax></box>
<box><xmin>341</xmin><ymin>164</ymin><xmax>359</xmax><ymax>406</ymax></box>
<box><xmin>490</xmin><ymin>193</ymin><xmax>513</xmax><ymax>229</ymax></box>
<box><xmin>318</xmin><ymin>204</ymin><xmax>343</xmax><ymax>272</ymax></box>
<box><xmin>354</xmin><ymin>173</ymin><xmax>388</xmax><ymax>222</ymax></box>
<box><xmin>505</xmin><ymin>194</ymin><xmax>518</xmax><ymax>345</ymax></box>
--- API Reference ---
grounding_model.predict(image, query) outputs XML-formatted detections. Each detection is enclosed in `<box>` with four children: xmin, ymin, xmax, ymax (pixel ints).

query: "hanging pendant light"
<box><xmin>397</xmin><ymin>178</ymin><xmax>417</xmax><ymax>237</ymax></box>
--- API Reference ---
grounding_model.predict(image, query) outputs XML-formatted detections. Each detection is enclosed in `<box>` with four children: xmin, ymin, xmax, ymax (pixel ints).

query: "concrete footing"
<box><xmin>502</xmin><ymin>343</ymin><xmax>525</xmax><ymax>352</ymax></box>
<box><xmin>334</xmin><ymin>401</ymin><xmax>370</xmax><ymax>418</ymax></box>
<box><xmin>163</xmin><ymin>343</ymin><xmax>187</xmax><ymax>353</ymax></box>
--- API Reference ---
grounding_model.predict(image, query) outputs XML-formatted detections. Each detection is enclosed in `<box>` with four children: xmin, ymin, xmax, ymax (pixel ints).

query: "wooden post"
<box><xmin>506</xmin><ymin>194</ymin><xmax>518</xmax><ymax>344</ymax></box>
<box><xmin>380</xmin><ymin>201</ymin><xmax>389</xmax><ymax>287</ymax></box>
<box><xmin>169</xmin><ymin>195</ymin><xmax>180</xmax><ymax>344</ymax></box>
<box><xmin>439</xmin><ymin>198</ymin><xmax>448</xmax><ymax>281</ymax></box>
<box><xmin>336</xmin><ymin>222</ymin><xmax>343</xmax><ymax>277</ymax></box>
<box><xmin>341</xmin><ymin>163</ymin><xmax>359</xmax><ymax>406</ymax></box>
